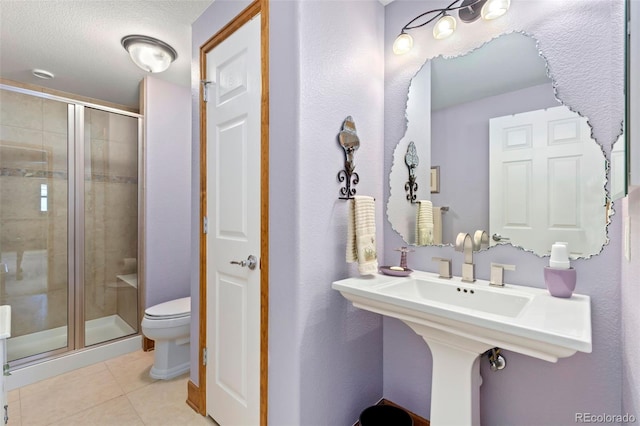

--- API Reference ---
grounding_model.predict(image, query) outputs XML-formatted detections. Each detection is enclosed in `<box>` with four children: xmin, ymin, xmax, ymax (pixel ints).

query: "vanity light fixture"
<box><xmin>121</xmin><ymin>35</ymin><xmax>177</xmax><ymax>73</ymax></box>
<box><xmin>433</xmin><ymin>13</ymin><xmax>457</xmax><ymax>39</ymax></box>
<box><xmin>481</xmin><ymin>0</ymin><xmax>511</xmax><ymax>20</ymax></box>
<box><xmin>392</xmin><ymin>32</ymin><xmax>414</xmax><ymax>55</ymax></box>
<box><xmin>393</xmin><ymin>0</ymin><xmax>511</xmax><ymax>55</ymax></box>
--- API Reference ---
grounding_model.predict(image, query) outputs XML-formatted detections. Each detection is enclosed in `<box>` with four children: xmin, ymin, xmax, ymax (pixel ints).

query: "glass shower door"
<box><xmin>0</xmin><ymin>90</ymin><xmax>70</xmax><ymax>362</ymax></box>
<box><xmin>83</xmin><ymin>107</ymin><xmax>139</xmax><ymax>346</ymax></box>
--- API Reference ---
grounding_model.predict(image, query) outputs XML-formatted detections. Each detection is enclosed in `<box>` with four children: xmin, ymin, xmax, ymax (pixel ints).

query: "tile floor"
<box><xmin>6</xmin><ymin>350</ymin><xmax>219</xmax><ymax>426</ymax></box>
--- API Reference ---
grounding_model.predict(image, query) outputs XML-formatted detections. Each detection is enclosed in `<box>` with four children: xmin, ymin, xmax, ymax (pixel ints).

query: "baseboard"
<box><xmin>353</xmin><ymin>398</ymin><xmax>430</xmax><ymax>426</ymax></box>
<box><xmin>187</xmin><ymin>380</ymin><xmax>205</xmax><ymax>415</ymax></box>
<box><xmin>142</xmin><ymin>336</ymin><xmax>154</xmax><ymax>351</ymax></box>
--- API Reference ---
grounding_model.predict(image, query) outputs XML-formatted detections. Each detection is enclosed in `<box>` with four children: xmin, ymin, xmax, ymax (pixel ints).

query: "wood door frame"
<box><xmin>194</xmin><ymin>1</ymin><xmax>269</xmax><ymax>424</ymax></box>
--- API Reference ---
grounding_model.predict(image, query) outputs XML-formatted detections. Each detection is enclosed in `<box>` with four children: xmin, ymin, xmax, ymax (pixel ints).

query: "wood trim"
<box><xmin>142</xmin><ymin>337</ymin><xmax>154</xmax><ymax>352</ymax></box>
<box><xmin>198</xmin><ymin>1</ymin><xmax>269</xmax><ymax>424</ymax></box>
<box><xmin>259</xmin><ymin>2</ymin><xmax>270</xmax><ymax>425</ymax></box>
<box><xmin>198</xmin><ymin>25</ymin><xmax>208</xmax><ymax>417</ymax></box>
<box><xmin>200</xmin><ymin>1</ymin><xmax>261</xmax><ymax>54</ymax></box>
<box><xmin>186</xmin><ymin>380</ymin><xmax>203</xmax><ymax>413</ymax></box>
<box><xmin>0</xmin><ymin>78</ymin><xmax>139</xmax><ymax>113</ymax></box>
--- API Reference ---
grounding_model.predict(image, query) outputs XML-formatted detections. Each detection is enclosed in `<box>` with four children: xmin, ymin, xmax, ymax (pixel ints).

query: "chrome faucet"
<box><xmin>490</xmin><ymin>263</ymin><xmax>516</xmax><ymax>287</ymax></box>
<box><xmin>455</xmin><ymin>232</ymin><xmax>475</xmax><ymax>283</ymax></box>
<box><xmin>432</xmin><ymin>257</ymin><xmax>452</xmax><ymax>279</ymax></box>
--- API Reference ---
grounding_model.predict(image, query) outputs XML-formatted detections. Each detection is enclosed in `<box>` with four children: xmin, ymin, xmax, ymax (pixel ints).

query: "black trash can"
<box><xmin>359</xmin><ymin>405</ymin><xmax>413</xmax><ymax>426</ymax></box>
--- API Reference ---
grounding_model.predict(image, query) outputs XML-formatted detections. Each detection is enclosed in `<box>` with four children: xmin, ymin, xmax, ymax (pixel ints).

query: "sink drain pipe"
<box><xmin>484</xmin><ymin>347</ymin><xmax>506</xmax><ymax>371</ymax></box>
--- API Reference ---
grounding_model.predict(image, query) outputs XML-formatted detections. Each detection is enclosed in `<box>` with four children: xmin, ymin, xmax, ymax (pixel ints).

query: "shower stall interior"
<box><xmin>0</xmin><ymin>85</ymin><xmax>142</xmax><ymax>367</ymax></box>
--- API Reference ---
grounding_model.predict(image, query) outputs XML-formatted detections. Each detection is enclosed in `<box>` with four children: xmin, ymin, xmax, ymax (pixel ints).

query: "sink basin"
<box><xmin>377</xmin><ymin>278</ymin><xmax>532</xmax><ymax>318</ymax></box>
<box><xmin>333</xmin><ymin>270</ymin><xmax>592</xmax><ymax>425</ymax></box>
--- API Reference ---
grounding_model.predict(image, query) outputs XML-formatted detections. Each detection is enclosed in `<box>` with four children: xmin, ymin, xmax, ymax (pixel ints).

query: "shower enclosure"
<box><xmin>0</xmin><ymin>85</ymin><xmax>142</xmax><ymax>366</ymax></box>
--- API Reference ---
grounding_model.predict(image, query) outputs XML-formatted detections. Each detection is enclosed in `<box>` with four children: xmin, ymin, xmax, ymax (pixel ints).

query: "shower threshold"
<box><xmin>8</xmin><ymin>314</ymin><xmax>136</xmax><ymax>361</ymax></box>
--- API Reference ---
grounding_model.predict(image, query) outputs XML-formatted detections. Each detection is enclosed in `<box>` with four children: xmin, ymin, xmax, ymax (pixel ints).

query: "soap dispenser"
<box><xmin>543</xmin><ymin>242</ymin><xmax>576</xmax><ymax>298</ymax></box>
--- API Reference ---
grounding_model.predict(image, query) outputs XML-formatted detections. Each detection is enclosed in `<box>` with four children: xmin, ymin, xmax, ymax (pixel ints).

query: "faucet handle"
<box><xmin>432</xmin><ymin>257</ymin><xmax>452</xmax><ymax>279</ymax></box>
<box><xmin>490</xmin><ymin>263</ymin><xmax>516</xmax><ymax>287</ymax></box>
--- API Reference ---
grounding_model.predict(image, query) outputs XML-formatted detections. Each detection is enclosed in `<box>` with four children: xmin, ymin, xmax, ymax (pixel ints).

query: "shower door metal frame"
<box><xmin>67</xmin><ymin>103</ymin><xmax>78</xmax><ymax>352</ymax></box>
<box><xmin>0</xmin><ymin>83</ymin><xmax>144</xmax><ymax>367</ymax></box>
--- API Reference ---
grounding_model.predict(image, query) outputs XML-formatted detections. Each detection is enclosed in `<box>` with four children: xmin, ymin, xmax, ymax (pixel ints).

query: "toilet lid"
<box><xmin>145</xmin><ymin>296</ymin><xmax>191</xmax><ymax>319</ymax></box>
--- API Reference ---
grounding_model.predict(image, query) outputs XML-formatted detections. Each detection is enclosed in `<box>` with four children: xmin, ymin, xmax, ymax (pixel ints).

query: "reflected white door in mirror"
<box><xmin>489</xmin><ymin>106</ymin><xmax>606</xmax><ymax>258</ymax></box>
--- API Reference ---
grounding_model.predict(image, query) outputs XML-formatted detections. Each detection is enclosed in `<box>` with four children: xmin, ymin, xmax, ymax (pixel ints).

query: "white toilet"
<box><xmin>141</xmin><ymin>296</ymin><xmax>191</xmax><ymax>380</ymax></box>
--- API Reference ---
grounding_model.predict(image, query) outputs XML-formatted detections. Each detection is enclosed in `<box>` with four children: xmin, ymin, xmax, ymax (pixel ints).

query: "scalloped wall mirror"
<box><xmin>387</xmin><ymin>32</ymin><xmax>612</xmax><ymax>258</ymax></box>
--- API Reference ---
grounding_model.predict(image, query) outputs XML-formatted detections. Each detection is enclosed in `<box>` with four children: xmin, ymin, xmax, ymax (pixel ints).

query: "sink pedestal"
<box><xmin>406</xmin><ymin>321</ymin><xmax>492</xmax><ymax>426</ymax></box>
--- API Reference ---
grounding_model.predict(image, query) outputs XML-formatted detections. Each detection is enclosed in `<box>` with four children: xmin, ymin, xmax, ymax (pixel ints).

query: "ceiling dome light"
<box><xmin>481</xmin><ymin>0</ymin><xmax>510</xmax><ymax>20</ymax></box>
<box><xmin>32</xmin><ymin>69</ymin><xmax>54</xmax><ymax>79</ymax></box>
<box><xmin>433</xmin><ymin>14</ymin><xmax>457</xmax><ymax>40</ymax></box>
<box><xmin>121</xmin><ymin>35</ymin><xmax>177</xmax><ymax>73</ymax></box>
<box><xmin>393</xmin><ymin>33</ymin><xmax>414</xmax><ymax>55</ymax></box>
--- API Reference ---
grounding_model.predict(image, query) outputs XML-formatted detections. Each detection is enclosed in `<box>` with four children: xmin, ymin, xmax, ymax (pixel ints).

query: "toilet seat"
<box><xmin>144</xmin><ymin>296</ymin><xmax>190</xmax><ymax>319</ymax></box>
<box><xmin>142</xmin><ymin>314</ymin><xmax>190</xmax><ymax>329</ymax></box>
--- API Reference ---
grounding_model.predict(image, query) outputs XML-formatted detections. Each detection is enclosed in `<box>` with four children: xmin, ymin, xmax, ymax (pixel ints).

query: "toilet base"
<box><xmin>150</xmin><ymin>361</ymin><xmax>190</xmax><ymax>380</ymax></box>
<box><xmin>150</xmin><ymin>337</ymin><xmax>190</xmax><ymax>380</ymax></box>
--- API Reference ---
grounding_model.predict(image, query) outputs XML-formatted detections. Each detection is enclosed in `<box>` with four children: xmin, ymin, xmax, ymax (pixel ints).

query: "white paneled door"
<box><xmin>205</xmin><ymin>15</ymin><xmax>261</xmax><ymax>426</ymax></box>
<box><xmin>490</xmin><ymin>105</ymin><xmax>606</xmax><ymax>257</ymax></box>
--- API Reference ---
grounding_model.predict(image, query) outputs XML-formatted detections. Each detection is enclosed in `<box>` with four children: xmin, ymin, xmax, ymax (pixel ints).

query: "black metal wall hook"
<box><xmin>337</xmin><ymin>116</ymin><xmax>360</xmax><ymax>200</ymax></box>
<box><xmin>405</xmin><ymin>141</ymin><xmax>419</xmax><ymax>203</ymax></box>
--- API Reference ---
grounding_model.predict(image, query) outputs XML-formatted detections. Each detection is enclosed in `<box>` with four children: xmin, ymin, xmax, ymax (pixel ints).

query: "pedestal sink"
<box><xmin>332</xmin><ymin>270</ymin><xmax>592</xmax><ymax>426</ymax></box>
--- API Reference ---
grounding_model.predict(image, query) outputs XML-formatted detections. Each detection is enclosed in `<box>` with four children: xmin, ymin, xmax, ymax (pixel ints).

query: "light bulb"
<box><xmin>481</xmin><ymin>0</ymin><xmax>511</xmax><ymax>20</ymax></box>
<box><xmin>122</xmin><ymin>35</ymin><xmax>177</xmax><ymax>73</ymax></box>
<box><xmin>433</xmin><ymin>15</ymin><xmax>457</xmax><ymax>40</ymax></box>
<box><xmin>128</xmin><ymin>43</ymin><xmax>173</xmax><ymax>73</ymax></box>
<box><xmin>393</xmin><ymin>33</ymin><xmax>414</xmax><ymax>55</ymax></box>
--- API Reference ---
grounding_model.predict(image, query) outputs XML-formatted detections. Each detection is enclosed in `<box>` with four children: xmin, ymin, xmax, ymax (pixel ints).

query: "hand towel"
<box><xmin>415</xmin><ymin>200</ymin><xmax>434</xmax><ymax>246</ymax></box>
<box><xmin>346</xmin><ymin>195</ymin><xmax>378</xmax><ymax>275</ymax></box>
<box><xmin>432</xmin><ymin>206</ymin><xmax>443</xmax><ymax>245</ymax></box>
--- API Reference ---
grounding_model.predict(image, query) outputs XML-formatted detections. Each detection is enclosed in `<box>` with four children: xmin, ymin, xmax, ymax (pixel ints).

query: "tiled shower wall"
<box><xmin>84</xmin><ymin>108</ymin><xmax>138</xmax><ymax>325</ymax></box>
<box><xmin>0</xmin><ymin>89</ymin><xmax>138</xmax><ymax>338</ymax></box>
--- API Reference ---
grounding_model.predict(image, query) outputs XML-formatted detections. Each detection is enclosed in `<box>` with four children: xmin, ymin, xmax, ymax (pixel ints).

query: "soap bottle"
<box><xmin>543</xmin><ymin>242</ymin><xmax>576</xmax><ymax>298</ymax></box>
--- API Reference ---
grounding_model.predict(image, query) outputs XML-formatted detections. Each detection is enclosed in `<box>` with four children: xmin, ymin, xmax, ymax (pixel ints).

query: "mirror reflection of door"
<box><xmin>610</xmin><ymin>133</ymin><xmax>626</xmax><ymax>201</ymax></box>
<box><xmin>489</xmin><ymin>106</ymin><xmax>607</xmax><ymax>257</ymax></box>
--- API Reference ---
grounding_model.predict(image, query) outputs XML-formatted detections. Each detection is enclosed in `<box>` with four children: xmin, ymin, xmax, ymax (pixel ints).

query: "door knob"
<box><xmin>492</xmin><ymin>233</ymin><xmax>510</xmax><ymax>242</ymax></box>
<box><xmin>230</xmin><ymin>255</ymin><xmax>258</xmax><ymax>270</ymax></box>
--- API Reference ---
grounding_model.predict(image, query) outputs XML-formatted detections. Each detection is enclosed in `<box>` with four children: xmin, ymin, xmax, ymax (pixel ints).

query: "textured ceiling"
<box><xmin>0</xmin><ymin>0</ymin><xmax>213</xmax><ymax>108</ymax></box>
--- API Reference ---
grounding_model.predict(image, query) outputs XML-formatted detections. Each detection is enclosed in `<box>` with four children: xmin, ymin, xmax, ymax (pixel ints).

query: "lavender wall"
<box><xmin>621</xmin><ymin>191</ymin><xmax>640</xmax><ymax>417</ymax></box>
<box><xmin>267</xmin><ymin>2</ymin><xmax>301</xmax><ymax>423</ymax></box>
<box><xmin>384</xmin><ymin>1</ymin><xmax>624</xmax><ymax>423</ymax></box>
<box><xmin>192</xmin><ymin>2</ymin><xmax>385</xmax><ymax>424</ymax></box>
<box><xmin>144</xmin><ymin>76</ymin><xmax>191</xmax><ymax>308</ymax></box>
<box><xmin>431</xmin><ymin>82</ymin><xmax>558</xmax><ymax>245</ymax></box>
<box><xmin>292</xmin><ymin>2</ymin><xmax>385</xmax><ymax>424</ymax></box>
